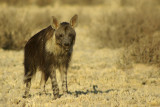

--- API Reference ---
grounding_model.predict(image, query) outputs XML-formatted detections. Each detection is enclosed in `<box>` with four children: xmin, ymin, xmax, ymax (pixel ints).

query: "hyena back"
<box><xmin>23</xmin><ymin>15</ymin><xmax>78</xmax><ymax>99</ymax></box>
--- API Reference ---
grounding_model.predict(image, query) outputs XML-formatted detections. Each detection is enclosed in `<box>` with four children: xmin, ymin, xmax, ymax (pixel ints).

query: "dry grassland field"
<box><xmin>0</xmin><ymin>0</ymin><xmax>160</xmax><ymax>106</ymax></box>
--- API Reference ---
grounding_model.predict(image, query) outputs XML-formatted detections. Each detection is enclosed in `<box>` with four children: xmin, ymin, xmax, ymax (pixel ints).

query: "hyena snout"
<box><xmin>63</xmin><ymin>43</ymin><xmax>71</xmax><ymax>50</ymax></box>
<box><xmin>63</xmin><ymin>40</ymin><xmax>71</xmax><ymax>46</ymax></box>
<box><xmin>64</xmin><ymin>42</ymin><xmax>70</xmax><ymax>46</ymax></box>
<box><xmin>62</xmin><ymin>38</ymin><xmax>72</xmax><ymax>48</ymax></box>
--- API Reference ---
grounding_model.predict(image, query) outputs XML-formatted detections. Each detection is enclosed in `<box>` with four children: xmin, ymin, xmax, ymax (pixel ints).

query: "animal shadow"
<box><xmin>68</xmin><ymin>85</ymin><xmax>116</xmax><ymax>97</ymax></box>
<box><xmin>24</xmin><ymin>85</ymin><xmax>116</xmax><ymax>98</ymax></box>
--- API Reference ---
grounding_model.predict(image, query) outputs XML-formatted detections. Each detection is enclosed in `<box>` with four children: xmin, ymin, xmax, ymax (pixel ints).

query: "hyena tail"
<box><xmin>23</xmin><ymin>64</ymin><xmax>37</xmax><ymax>84</ymax></box>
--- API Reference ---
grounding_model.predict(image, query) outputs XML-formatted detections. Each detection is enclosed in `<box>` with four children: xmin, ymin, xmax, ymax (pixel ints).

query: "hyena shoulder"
<box><xmin>45</xmin><ymin>33</ymin><xmax>65</xmax><ymax>55</ymax></box>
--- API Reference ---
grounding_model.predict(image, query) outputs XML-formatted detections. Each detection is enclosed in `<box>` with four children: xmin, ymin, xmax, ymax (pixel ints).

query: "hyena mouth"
<box><xmin>58</xmin><ymin>43</ymin><xmax>70</xmax><ymax>51</ymax></box>
<box><xmin>64</xmin><ymin>46</ymin><xmax>70</xmax><ymax>51</ymax></box>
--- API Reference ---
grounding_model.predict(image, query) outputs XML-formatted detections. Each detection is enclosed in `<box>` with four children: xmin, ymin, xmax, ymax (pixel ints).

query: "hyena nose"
<box><xmin>64</xmin><ymin>43</ymin><xmax>70</xmax><ymax>46</ymax></box>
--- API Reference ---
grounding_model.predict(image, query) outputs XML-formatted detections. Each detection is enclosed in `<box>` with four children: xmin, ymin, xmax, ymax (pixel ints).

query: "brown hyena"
<box><xmin>23</xmin><ymin>15</ymin><xmax>78</xmax><ymax>99</ymax></box>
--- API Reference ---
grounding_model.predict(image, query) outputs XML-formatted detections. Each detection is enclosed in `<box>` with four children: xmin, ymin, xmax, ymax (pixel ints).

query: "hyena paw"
<box><xmin>63</xmin><ymin>91</ymin><xmax>68</xmax><ymax>95</ymax></box>
<box><xmin>38</xmin><ymin>91</ymin><xmax>47</xmax><ymax>96</ymax></box>
<box><xmin>53</xmin><ymin>94</ymin><xmax>61</xmax><ymax>100</ymax></box>
<box><xmin>62</xmin><ymin>91</ymin><xmax>71</xmax><ymax>97</ymax></box>
<box><xmin>22</xmin><ymin>94</ymin><xmax>31</xmax><ymax>98</ymax></box>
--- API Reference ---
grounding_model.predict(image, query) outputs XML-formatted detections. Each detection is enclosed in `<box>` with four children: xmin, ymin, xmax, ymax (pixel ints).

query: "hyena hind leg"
<box><xmin>23</xmin><ymin>70</ymin><xmax>33</xmax><ymax>98</ymax></box>
<box><xmin>23</xmin><ymin>81</ymin><xmax>31</xmax><ymax>98</ymax></box>
<box><xmin>23</xmin><ymin>65</ymin><xmax>36</xmax><ymax>98</ymax></box>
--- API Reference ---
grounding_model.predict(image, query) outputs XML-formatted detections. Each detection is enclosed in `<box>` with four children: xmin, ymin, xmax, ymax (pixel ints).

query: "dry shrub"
<box><xmin>92</xmin><ymin>0</ymin><xmax>160</xmax><ymax>67</ymax></box>
<box><xmin>127</xmin><ymin>33</ymin><xmax>160</xmax><ymax>66</ymax></box>
<box><xmin>36</xmin><ymin>0</ymin><xmax>55</xmax><ymax>7</ymax></box>
<box><xmin>0</xmin><ymin>7</ymin><xmax>52</xmax><ymax>50</ymax></box>
<box><xmin>123</xmin><ymin>5</ymin><xmax>160</xmax><ymax>67</ymax></box>
<box><xmin>0</xmin><ymin>0</ymin><xmax>105</xmax><ymax>6</ymax></box>
<box><xmin>92</xmin><ymin>10</ymin><xmax>138</xmax><ymax>48</ymax></box>
<box><xmin>0</xmin><ymin>0</ymin><xmax>30</xmax><ymax>6</ymax></box>
<box><xmin>117</xmin><ymin>32</ymin><xmax>160</xmax><ymax>68</ymax></box>
<box><xmin>93</xmin><ymin>6</ymin><xmax>160</xmax><ymax>48</ymax></box>
<box><xmin>120</xmin><ymin>0</ymin><xmax>160</xmax><ymax>6</ymax></box>
<box><xmin>0</xmin><ymin>8</ymin><xmax>32</xmax><ymax>50</ymax></box>
<box><xmin>59</xmin><ymin>0</ymin><xmax>104</xmax><ymax>5</ymax></box>
<box><xmin>116</xmin><ymin>49</ymin><xmax>133</xmax><ymax>70</ymax></box>
<box><xmin>0</xmin><ymin>0</ymin><xmax>55</xmax><ymax>6</ymax></box>
<box><xmin>0</xmin><ymin>6</ymin><xmax>83</xmax><ymax>50</ymax></box>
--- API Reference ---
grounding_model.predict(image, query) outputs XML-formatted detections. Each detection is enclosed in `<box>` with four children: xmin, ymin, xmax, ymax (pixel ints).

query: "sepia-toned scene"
<box><xmin>0</xmin><ymin>0</ymin><xmax>160</xmax><ymax>106</ymax></box>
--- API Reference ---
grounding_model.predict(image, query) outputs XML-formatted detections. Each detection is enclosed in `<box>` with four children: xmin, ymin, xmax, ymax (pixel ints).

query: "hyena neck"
<box><xmin>45</xmin><ymin>33</ymin><xmax>72</xmax><ymax>56</ymax></box>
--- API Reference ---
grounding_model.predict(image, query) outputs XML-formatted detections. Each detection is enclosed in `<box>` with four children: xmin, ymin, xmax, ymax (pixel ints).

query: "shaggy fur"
<box><xmin>23</xmin><ymin>15</ymin><xmax>78</xmax><ymax>99</ymax></box>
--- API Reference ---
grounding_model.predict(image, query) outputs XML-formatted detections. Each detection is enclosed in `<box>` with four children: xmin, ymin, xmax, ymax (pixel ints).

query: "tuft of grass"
<box><xmin>117</xmin><ymin>32</ymin><xmax>160</xmax><ymax>68</ymax></box>
<box><xmin>116</xmin><ymin>49</ymin><xmax>133</xmax><ymax>70</ymax></box>
<box><xmin>128</xmin><ymin>32</ymin><xmax>160</xmax><ymax>66</ymax></box>
<box><xmin>122</xmin><ymin>5</ymin><xmax>160</xmax><ymax>67</ymax></box>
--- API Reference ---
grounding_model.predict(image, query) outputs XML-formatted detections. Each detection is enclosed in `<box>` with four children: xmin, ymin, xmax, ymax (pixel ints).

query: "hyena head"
<box><xmin>51</xmin><ymin>15</ymin><xmax>78</xmax><ymax>51</ymax></box>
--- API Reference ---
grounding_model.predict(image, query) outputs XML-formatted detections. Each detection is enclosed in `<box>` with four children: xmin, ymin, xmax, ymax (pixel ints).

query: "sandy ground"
<box><xmin>1</xmin><ymin>16</ymin><xmax>160</xmax><ymax>107</ymax></box>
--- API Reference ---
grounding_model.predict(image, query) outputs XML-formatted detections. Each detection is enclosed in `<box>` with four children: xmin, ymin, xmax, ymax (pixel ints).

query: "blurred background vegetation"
<box><xmin>0</xmin><ymin>0</ymin><xmax>105</xmax><ymax>6</ymax></box>
<box><xmin>0</xmin><ymin>0</ymin><xmax>160</xmax><ymax>68</ymax></box>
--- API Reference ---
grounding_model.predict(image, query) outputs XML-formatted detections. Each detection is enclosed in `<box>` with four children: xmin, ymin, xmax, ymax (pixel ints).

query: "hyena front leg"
<box><xmin>40</xmin><ymin>71</ymin><xmax>49</xmax><ymax>93</ymax></box>
<box><xmin>59</xmin><ymin>66</ymin><xmax>68</xmax><ymax>94</ymax></box>
<box><xmin>50</xmin><ymin>68</ymin><xmax>60</xmax><ymax>99</ymax></box>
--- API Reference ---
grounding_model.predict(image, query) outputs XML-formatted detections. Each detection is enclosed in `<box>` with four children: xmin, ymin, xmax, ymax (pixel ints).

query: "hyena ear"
<box><xmin>70</xmin><ymin>14</ymin><xmax>78</xmax><ymax>28</ymax></box>
<box><xmin>51</xmin><ymin>16</ymin><xmax>59</xmax><ymax>29</ymax></box>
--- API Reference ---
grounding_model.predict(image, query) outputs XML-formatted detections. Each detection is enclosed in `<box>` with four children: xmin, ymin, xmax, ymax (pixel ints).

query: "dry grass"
<box><xmin>122</xmin><ymin>5</ymin><xmax>160</xmax><ymax>67</ymax></box>
<box><xmin>0</xmin><ymin>7</ymin><xmax>53</xmax><ymax>50</ymax></box>
<box><xmin>0</xmin><ymin>0</ymin><xmax>55</xmax><ymax>6</ymax></box>
<box><xmin>0</xmin><ymin>0</ymin><xmax>105</xmax><ymax>6</ymax></box>
<box><xmin>59</xmin><ymin>0</ymin><xmax>104</xmax><ymax>5</ymax></box>
<box><xmin>91</xmin><ymin>0</ymin><xmax>160</xmax><ymax>67</ymax></box>
<box><xmin>0</xmin><ymin>0</ymin><xmax>160</xmax><ymax>67</ymax></box>
<box><xmin>92</xmin><ymin>6</ymin><xmax>160</xmax><ymax>48</ymax></box>
<box><xmin>0</xmin><ymin>4</ymin><xmax>92</xmax><ymax>50</ymax></box>
<box><xmin>0</xmin><ymin>8</ymin><xmax>32</xmax><ymax>50</ymax></box>
<box><xmin>1</xmin><ymin>1</ymin><xmax>160</xmax><ymax>106</ymax></box>
<box><xmin>120</xmin><ymin>0</ymin><xmax>160</xmax><ymax>6</ymax></box>
<box><xmin>127</xmin><ymin>32</ymin><xmax>160</xmax><ymax>66</ymax></box>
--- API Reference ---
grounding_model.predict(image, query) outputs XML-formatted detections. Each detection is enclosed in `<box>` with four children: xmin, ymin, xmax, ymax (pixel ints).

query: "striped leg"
<box><xmin>50</xmin><ymin>69</ymin><xmax>60</xmax><ymax>99</ymax></box>
<box><xmin>40</xmin><ymin>72</ymin><xmax>49</xmax><ymax>93</ymax></box>
<box><xmin>60</xmin><ymin>67</ymin><xmax>68</xmax><ymax>94</ymax></box>
<box><xmin>23</xmin><ymin>66</ymin><xmax>35</xmax><ymax>98</ymax></box>
<box><xmin>24</xmin><ymin>81</ymin><xmax>31</xmax><ymax>97</ymax></box>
